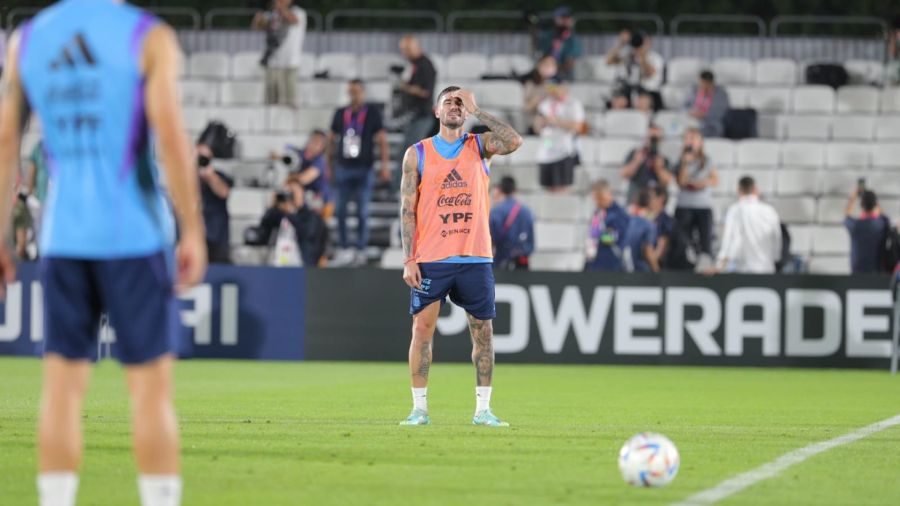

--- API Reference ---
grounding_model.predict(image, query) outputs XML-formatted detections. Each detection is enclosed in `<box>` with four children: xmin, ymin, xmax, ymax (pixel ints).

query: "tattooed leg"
<box><xmin>468</xmin><ymin>315</ymin><xmax>494</xmax><ymax>387</ymax></box>
<box><xmin>409</xmin><ymin>301</ymin><xmax>440</xmax><ymax>388</ymax></box>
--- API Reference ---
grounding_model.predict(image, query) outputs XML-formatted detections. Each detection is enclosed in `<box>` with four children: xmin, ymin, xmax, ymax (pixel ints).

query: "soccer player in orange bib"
<box><xmin>399</xmin><ymin>86</ymin><xmax>522</xmax><ymax>426</ymax></box>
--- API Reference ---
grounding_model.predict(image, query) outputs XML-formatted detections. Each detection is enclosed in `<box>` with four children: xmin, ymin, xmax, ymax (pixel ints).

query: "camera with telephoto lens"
<box><xmin>630</xmin><ymin>31</ymin><xmax>645</xmax><ymax>49</ymax></box>
<box><xmin>648</xmin><ymin>137</ymin><xmax>659</xmax><ymax>158</ymax></box>
<box><xmin>274</xmin><ymin>188</ymin><xmax>293</xmax><ymax>204</ymax></box>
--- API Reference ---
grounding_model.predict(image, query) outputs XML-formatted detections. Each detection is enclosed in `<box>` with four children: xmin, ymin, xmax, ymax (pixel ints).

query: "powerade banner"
<box><xmin>0</xmin><ymin>264</ymin><xmax>305</xmax><ymax>361</ymax></box>
<box><xmin>306</xmin><ymin>269</ymin><xmax>896</xmax><ymax>369</ymax></box>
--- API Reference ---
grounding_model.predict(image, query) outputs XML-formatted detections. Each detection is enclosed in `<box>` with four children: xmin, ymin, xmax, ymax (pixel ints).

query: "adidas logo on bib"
<box><xmin>441</xmin><ymin>168</ymin><xmax>468</xmax><ymax>190</ymax></box>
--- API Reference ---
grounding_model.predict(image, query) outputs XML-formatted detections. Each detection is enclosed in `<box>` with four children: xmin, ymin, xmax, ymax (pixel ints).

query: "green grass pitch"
<box><xmin>1</xmin><ymin>357</ymin><xmax>898</xmax><ymax>505</ymax></box>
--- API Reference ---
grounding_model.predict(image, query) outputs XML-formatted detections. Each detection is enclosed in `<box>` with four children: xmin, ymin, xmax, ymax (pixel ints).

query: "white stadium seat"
<box><xmin>812</xmin><ymin>226</ymin><xmax>850</xmax><ymax>255</ymax></box>
<box><xmin>874</xmin><ymin>116</ymin><xmax>900</xmax><ymax>140</ymax></box>
<box><xmin>577</xmin><ymin>138</ymin><xmax>602</xmax><ymax>165</ymax></box>
<box><xmin>488</xmin><ymin>54</ymin><xmax>533</xmax><ymax>76</ymax></box>
<box><xmin>755</xmin><ymin>58</ymin><xmax>798</xmax><ymax>86</ymax></box>
<box><xmin>189</xmin><ymin>51</ymin><xmax>230</xmax><ymax>79</ymax></box>
<box><xmin>816</xmin><ymin>197</ymin><xmax>847</xmax><ymax>224</ymax></box>
<box><xmin>228</xmin><ymin>188</ymin><xmax>269</xmax><ymax>217</ymax></box>
<box><xmin>568</xmin><ymin>83</ymin><xmax>609</xmax><ymax>110</ymax></box>
<box><xmin>220</xmin><ymin>81</ymin><xmax>265</xmax><ymax>106</ymax></box>
<box><xmin>535</xmin><ymin>222</ymin><xmax>580</xmax><ymax>251</ymax></box>
<box><xmin>789</xmin><ymin>225</ymin><xmax>814</xmax><ymax>255</ymax></box>
<box><xmin>231</xmin><ymin>51</ymin><xmax>264</xmax><ymax>79</ymax></box>
<box><xmin>298</xmin><ymin>81</ymin><xmax>346</xmax><ymax>107</ymax></box>
<box><xmin>703</xmin><ymin>138</ymin><xmax>736</xmax><ymax>167</ymax></box>
<box><xmin>712</xmin><ymin>58</ymin><xmax>754</xmax><ymax>85</ymax></box>
<box><xmin>603</xmin><ymin>110</ymin><xmax>649</xmax><ymax>138</ymax></box>
<box><xmin>380</xmin><ymin>248</ymin><xmax>405</xmax><ymax>269</ymax></box>
<box><xmin>429</xmin><ymin>55</ymin><xmax>447</xmax><ymax>78</ymax></box>
<box><xmin>825</xmin><ymin>142</ymin><xmax>869</xmax><ymax>169</ymax></box>
<box><xmin>770</xmin><ymin>197</ymin><xmax>817</xmax><ymax>223</ymax></box>
<box><xmin>239</xmin><ymin>134</ymin><xmax>304</xmax><ymax>160</ymax></box>
<box><xmin>820</xmin><ymin>171</ymin><xmax>860</xmax><ymax>196</ymax></box>
<box><xmin>880</xmin><ymin>87</ymin><xmax>900</xmax><ymax>113</ymax></box>
<box><xmin>867</xmin><ymin>174</ymin><xmax>900</xmax><ymax>197</ymax></box>
<box><xmin>782</xmin><ymin>115</ymin><xmax>831</xmax><ymax>140</ymax></box>
<box><xmin>182</xmin><ymin>106</ymin><xmax>211</xmax><ymax>131</ymax></box>
<box><xmin>530</xmin><ymin>252</ymin><xmax>585</xmax><ymax>272</ymax></box>
<box><xmin>667</xmin><ymin>57</ymin><xmax>706</xmax><ymax>86</ymax></box>
<box><xmin>845</xmin><ymin>59</ymin><xmax>885</xmax><ymax>86</ymax></box>
<box><xmin>505</xmin><ymin>136</ymin><xmax>540</xmax><ymax>165</ymax></box>
<box><xmin>179</xmin><ymin>79</ymin><xmax>219</xmax><ymax>106</ymax></box>
<box><xmin>808</xmin><ymin>256</ymin><xmax>850</xmax><ymax>275</ymax></box>
<box><xmin>597</xmin><ymin>139</ymin><xmax>640</xmax><ymax>167</ymax></box>
<box><xmin>836</xmin><ymin>86</ymin><xmax>879</xmax><ymax>114</ymax></box>
<box><xmin>365</xmin><ymin>81</ymin><xmax>392</xmax><ymax>105</ymax></box>
<box><xmin>724</xmin><ymin>86</ymin><xmax>751</xmax><ymax>108</ymax></box>
<box><xmin>831</xmin><ymin>115</ymin><xmax>875</xmax><ymax>141</ymax></box>
<box><xmin>472</xmin><ymin>81</ymin><xmax>524</xmax><ymax>110</ymax></box>
<box><xmin>317</xmin><ymin>52</ymin><xmax>360</xmax><ymax>79</ymax></box>
<box><xmin>654</xmin><ymin>111</ymin><xmax>697</xmax><ymax>138</ymax></box>
<box><xmin>792</xmin><ymin>85</ymin><xmax>835</xmax><ymax>114</ymax></box>
<box><xmin>298</xmin><ymin>53</ymin><xmax>316</xmax><ymax>79</ymax></box>
<box><xmin>533</xmin><ymin>194</ymin><xmax>583</xmax><ymax>221</ymax></box>
<box><xmin>870</xmin><ymin>143</ymin><xmax>900</xmax><ymax>169</ymax></box>
<box><xmin>781</xmin><ymin>141</ymin><xmax>825</xmax><ymax>168</ymax></box>
<box><xmin>660</xmin><ymin>85</ymin><xmax>688</xmax><ymax>110</ymax></box>
<box><xmin>361</xmin><ymin>53</ymin><xmax>404</xmax><ymax>80</ymax></box>
<box><xmin>299</xmin><ymin>107</ymin><xmax>337</xmax><ymax>133</ymax></box>
<box><xmin>776</xmin><ymin>169</ymin><xmax>820</xmax><ymax>195</ymax></box>
<box><xmin>445</xmin><ymin>53</ymin><xmax>488</xmax><ymax>80</ymax></box>
<box><xmin>267</xmin><ymin>107</ymin><xmax>299</xmax><ymax>133</ymax></box>
<box><xmin>736</xmin><ymin>140</ymin><xmax>780</xmax><ymax>167</ymax></box>
<box><xmin>747</xmin><ymin>87</ymin><xmax>791</xmax><ymax>113</ymax></box>
<box><xmin>590</xmin><ymin>59</ymin><xmax>620</xmax><ymax>84</ymax></box>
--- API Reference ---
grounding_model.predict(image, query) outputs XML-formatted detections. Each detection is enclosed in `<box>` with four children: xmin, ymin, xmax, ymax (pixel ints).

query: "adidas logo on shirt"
<box><xmin>441</xmin><ymin>168</ymin><xmax>468</xmax><ymax>189</ymax></box>
<box><xmin>49</xmin><ymin>33</ymin><xmax>97</xmax><ymax>71</ymax></box>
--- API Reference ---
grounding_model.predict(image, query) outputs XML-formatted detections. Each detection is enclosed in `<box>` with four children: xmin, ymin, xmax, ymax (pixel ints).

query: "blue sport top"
<box><xmin>18</xmin><ymin>0</ymin><xmax>174</xmax><ymax>259</ymax></box>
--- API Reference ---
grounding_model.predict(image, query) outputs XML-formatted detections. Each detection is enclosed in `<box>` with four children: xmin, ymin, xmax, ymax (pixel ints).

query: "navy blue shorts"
<box><xmin>409</xmin><ymin>263</ymin><xmax>496</xmax><ymax>320</ymax></box>
<box><xmin>40</xmin><ymin>251</ymin><xmax>181</xmax><ymax>365</ymax></box>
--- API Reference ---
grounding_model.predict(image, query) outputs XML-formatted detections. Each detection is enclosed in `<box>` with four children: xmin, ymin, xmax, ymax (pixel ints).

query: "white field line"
<box><xmin>671</xmin><ymin>414</ymin><xmax>900</xmax><ymax>506</ymax></box>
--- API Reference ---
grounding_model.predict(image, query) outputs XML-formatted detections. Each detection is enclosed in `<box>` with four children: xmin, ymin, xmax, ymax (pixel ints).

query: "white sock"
<box><xmin>138</xmin><ymin>475</ymin><xmax>182</xmax><ymax>506</ymax></box>
<box><xmin>412</xmin><ymin>387</ymin><xmax>428</xmax><ymax>413</ymax></box>
<box><xmin>37</xmin><ymin>472</ymin><xmax>78</xmax><ymax>506</ymax></box>
<box><xmin>476</xmin><ymin>386</ymin><xmax>492</xmax><ymax>413</ymax></box>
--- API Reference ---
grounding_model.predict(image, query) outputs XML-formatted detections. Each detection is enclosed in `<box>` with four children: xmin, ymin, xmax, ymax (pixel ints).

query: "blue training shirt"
<box><xmin>18</xmin><ymin>0</ymin><xmax>174</xmax><ymax>259</ymax></box>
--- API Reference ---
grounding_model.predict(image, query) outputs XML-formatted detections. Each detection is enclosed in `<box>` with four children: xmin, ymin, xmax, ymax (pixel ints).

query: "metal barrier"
<box><xmin>325</xmin><ymin>9</ymin><xmax>443</xmax><ymax>32</ymax></box>
<box><xmin>670</xmin><ymin>15</ymin><xmax>766</xmax><ymax>59</ymax></box>
<box><xmin>771</xmin><ymin>16</ymin><xmax>888</xmax><ymax>62</ymax></box>
<box><xmin>446</xmin><ymin>10</ymin><xmax>551</xmax><ymax>33</ymax></box>
<box><xmin>204</xmin><ymin>7</ymin><xmax>322</xmax><ymax>32</ymax></box>
<box><xmin>573</xmin><ymin>12</ymin><xmax>665</xmax><ymax>36</ymax></box>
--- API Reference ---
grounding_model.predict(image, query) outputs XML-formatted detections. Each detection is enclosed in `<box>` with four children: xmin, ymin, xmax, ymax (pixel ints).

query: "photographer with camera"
<box><xmin>270</xmin><ymin>130</ymin><xmax>332</xmax><ymax>218</ymax></box>
<box><xmin>845</xmin><ymin>182</ymin><xmax>889</xmax><ymax>274</ymax></box>
<box><xmin>535</xmin><ymin>6</ymin><xmax>581</xmax><ymax>81</ymax></box>
<box><xmin>252</xmin><ymin>0</ymin><xmax>306</xmax><ymax>107</ymax></box>
<box><xmin>605</xmin><ymin>29</ymin><xmax>663</xmax><ymax>110</ymax></box>
<box><xmin>257</xmin><ymin>180</ymin><xmax>328</xmax><ymax>267</ymax></box>
<box><xmin>197</xmin><ymin>143</ymin><xmax>235</xmax><ymax>263</ymax></box>
<box><xmin>620</xmin><ymin>124</ymin><xmax>671</xmax><ymax>205</ymax></box>
<box><xmin>674</xmin><ymin>128</ymin><xmax>718</xmax><ymax>262</ymax></box>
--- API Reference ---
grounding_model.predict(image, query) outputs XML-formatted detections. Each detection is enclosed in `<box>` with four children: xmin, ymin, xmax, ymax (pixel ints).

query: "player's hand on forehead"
<box><xmin>448</xmin><ymin>89</ymin><xmax>478</xmax><ymax>113</ymax></box>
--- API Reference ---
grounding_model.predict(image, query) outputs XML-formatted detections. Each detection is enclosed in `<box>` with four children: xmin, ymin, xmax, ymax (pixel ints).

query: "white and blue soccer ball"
<box><xmin>618</xmin><ymin>432</ymin><xmax>680</xmax><ymax>487</ymax></box>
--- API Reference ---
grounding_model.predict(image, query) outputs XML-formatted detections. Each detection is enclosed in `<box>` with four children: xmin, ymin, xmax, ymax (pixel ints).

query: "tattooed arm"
<box><xmin>0</xmin><ymin>31</ymin><xmax>30</xmax><ymax>293</ymax></box>
<box><xmin>400</xmin><ymin>146</ymin><xmax>422</xmax><ymax>289</ymax></box>
<box><xmin>451</xmin><ymin>89</ymin><xmax>523</xmax><ymax>159</ymax></box>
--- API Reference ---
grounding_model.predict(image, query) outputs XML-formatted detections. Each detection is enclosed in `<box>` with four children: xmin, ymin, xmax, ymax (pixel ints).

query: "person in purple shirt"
<box><xmin>489</xmin><ymin>176</ymin><xmax>535</xmax><ymax>270</ymax></box>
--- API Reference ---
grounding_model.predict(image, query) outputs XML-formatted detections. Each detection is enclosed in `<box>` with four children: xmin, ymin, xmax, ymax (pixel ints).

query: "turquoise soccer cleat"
<box><xmin>472</xmin><ymin>409</ymin><xmax>510</xmax><ymax>427</ymax></box>
<box><xmin>399</xmin><ymin>409</ymin><xmax>431</xmax><ymax>426</ymax></box>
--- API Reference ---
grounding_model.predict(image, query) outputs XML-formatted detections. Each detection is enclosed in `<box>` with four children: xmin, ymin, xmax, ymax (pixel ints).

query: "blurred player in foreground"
<box><xmin>399</xmin><ymin>86</ymin><xmax>522</xmax><ymax>426</ymax></box>
<box><xmin>0</xmin><ymin>1</ymin><xmax>206</xmax><ymax>505</ymax></box>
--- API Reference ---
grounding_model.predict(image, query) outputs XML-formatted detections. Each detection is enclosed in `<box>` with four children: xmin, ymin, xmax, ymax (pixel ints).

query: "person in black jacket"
<box><xmin>258</xmin><ymin>180</ymin><xmax>328</xmax><ymax>267</ymax></box>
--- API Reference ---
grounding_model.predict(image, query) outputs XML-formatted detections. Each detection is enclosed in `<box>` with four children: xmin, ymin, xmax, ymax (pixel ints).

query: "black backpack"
<box><xmin>723</xmin><ymin>108</ymin><xmax>758</xmax><ymax>140</ymax></box>
<box><xmin>805</xmin><ymin>64</ymin><xmax>849</xmax><ymax>89</ymax></box>
<box><xmin>775</xmin><ymin>223</ymin><xmax>792</xmax><ymax>272</ymax></box>
<box><xmin>881</xmin><ymin>217</ymin><xmax>900</xmax><ymax>273</ymax></box>
<box><xmin>197</xmin><ymin>121</ymin><xmax>237</xmax><ymax>160</ymax></box>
